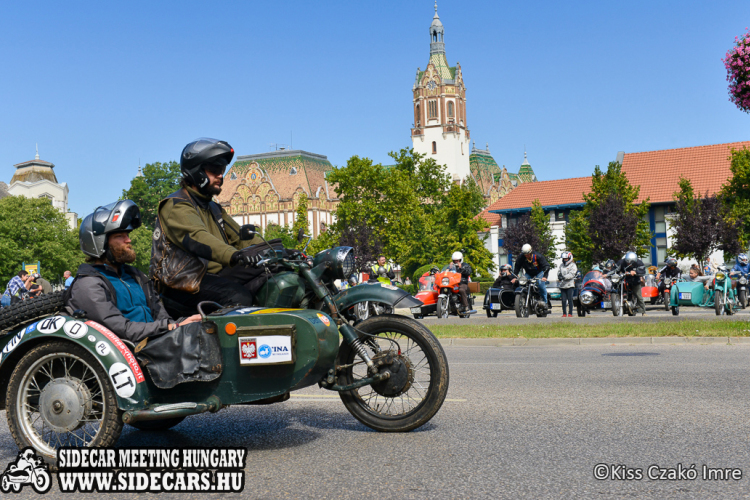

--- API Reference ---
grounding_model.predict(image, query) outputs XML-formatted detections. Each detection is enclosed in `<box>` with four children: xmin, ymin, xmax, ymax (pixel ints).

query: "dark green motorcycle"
<box><xmin>0</xmin><ymin>237</ymin><xmax>448</xmax><ymax>464</ymax></box>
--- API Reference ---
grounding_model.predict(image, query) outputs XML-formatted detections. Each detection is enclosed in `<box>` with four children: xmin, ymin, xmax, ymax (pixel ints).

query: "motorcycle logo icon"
<box><xmin>258</xmin><ymin>344</ymin><xmax>272</xmax><ymax>359</ymax></box>
<box><xmin>0</xmin><ymin>447</ymin><xmax>52</xmax><ymax>493</ymax></box>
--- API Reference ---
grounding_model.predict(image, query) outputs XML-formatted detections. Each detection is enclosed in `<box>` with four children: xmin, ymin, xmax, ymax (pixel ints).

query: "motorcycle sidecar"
<box><xmin>668</xmin><ymin>281</ymin><xmax>707</xmax><ymax>315</ymax></box>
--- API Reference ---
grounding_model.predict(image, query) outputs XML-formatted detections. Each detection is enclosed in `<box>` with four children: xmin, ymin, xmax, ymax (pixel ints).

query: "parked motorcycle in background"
<box><xmin>734</xmin><ymin>271</ymin><xmax>748</xmax><ymax>309</ymax></box>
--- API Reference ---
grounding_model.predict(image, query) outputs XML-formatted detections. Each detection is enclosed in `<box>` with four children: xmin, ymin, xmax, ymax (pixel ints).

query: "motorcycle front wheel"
<box><xmin>611</xmin><ymin>293</ymin><xmax>622</xmax><ymax>317</ymax></box>
<box><xmin>515</xmin><ymin>294</ymin><xmax>529</xmax><ymax>318</ymax></box>
<box><xmin>337</xmin><ymin>315</ymin><xmax>449</xmax><ymax>432</ymax></box>
<box><xmin>739</xmin><ymin>290</ymin><xmax>747</xmax><ymax>309</ymax></box>
<box><xmin>715</xmin><ymin>291</ymin><xmax>724</xmax><ymax>315</ymax></box>
<box><xmin>663</xmin><ymin>291</ymin><xmax>670</xmax><ymax>311</ymax></box>
<box><xmin>436</xmin><ymin>296</ymin><xmax>449</xmax><ymax>319</ymax></box>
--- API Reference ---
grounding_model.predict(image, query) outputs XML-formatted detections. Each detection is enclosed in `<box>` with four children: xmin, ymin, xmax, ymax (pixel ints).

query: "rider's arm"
<box><xmin>160</xmin><ymin>200</ymin><xmax>238</xmax><ymax>267</ymax></box>
<box><xmin>635</xmin><ymin>261</ymin><xmax>646</xmax><ymax>277</ymax></box>
<box><xmin>222</xmin><ymin>210</ymin><xmax>263</xmax><ymax>250</ymax></box>
<box><xmin>385</xmin><ymin>266</ymin><xmax>396</xmax><ymax>280</ymax></box>
<box><xmin>538</xmin><ymin>253</ymin><xmax>551</xmax><ymax>278</ymax></box>
<box><xmin>513</xmin><ymin>258</ymin><xmax>522</xmax><ymax>276</ymax></box>
<box><xmin>66</xmin><ymin>277</ymin><xmax>172</xmax><ymax>343</ymax></box>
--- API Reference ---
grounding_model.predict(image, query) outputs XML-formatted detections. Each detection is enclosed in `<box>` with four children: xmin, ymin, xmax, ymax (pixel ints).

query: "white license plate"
<box><xmin>410</xmin><ymin>307</ymin><xmax>422</xmax><ymax>313</ymax></box>
<box><xmin>602</xmin><ymin>301</ymin><xmax>611</xmax><ymax>308</ymax></box>
<box><xmin>679</xmin><ymin>292</ymin><xmax>691</xmax><ymax>300</ymax></box>
<box><xmin>491</xmin><ymin>303</ymin><xmax>501</xmax><ymax>310</ymax></box>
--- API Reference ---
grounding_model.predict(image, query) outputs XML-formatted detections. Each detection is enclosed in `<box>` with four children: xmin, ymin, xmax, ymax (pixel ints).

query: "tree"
<box><xmin>529</xmin><ymin>199</ymin><xmax>557</xmax><ymax>265</ymax></box>
<box><xmin>720</xmin><ymin>147</ymin><xmax>750</xmax><ymax>249</ymax></box>
<box><xmin>263</xmin><ymin>223</ymin><xmax>296</xmax><ymax>249</ymax></box>
<box><xmin>670</xmin><ymin>177</ymin><xmax>743</xmax><ymax>266</ymax></box>
<box><xmin>128</xmin><ymin>225</ymin><xmax>154</xmax><ymax>274</ymax></box>
<box><xmin>0</xmin><ymin>196</ymin><xmax>83</xmax><ymax>286</ymax></box>
<box><xmin>291</xmin><ymin>192</ymin><xmax>309</xmax><ymax>250</ymax></box>
<box><xmin>565</xmin><ymin>161</ymin><xmax>651</xmax><ymax>270</ymax></box>
<box><xmin>339</xmin><ymin>222</ymin><xmax>385</xmax><ymax>274</ymax></box>
<box><xmin>122</xmin><ymin>161</ymin><xmax>182</xmax><ymax>229</ymax></box>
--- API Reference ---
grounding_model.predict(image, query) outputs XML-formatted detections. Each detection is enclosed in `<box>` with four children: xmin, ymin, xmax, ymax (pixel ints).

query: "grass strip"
<box><xmin>426</xmin><ymin>320</ymin><xmax>750</xmax><ymax>339</ymax></box>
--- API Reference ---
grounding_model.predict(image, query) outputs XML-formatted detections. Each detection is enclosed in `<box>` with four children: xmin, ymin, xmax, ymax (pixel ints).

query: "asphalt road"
<box><xmin>2</xmin><ymin>344</ymin><xmax>750</xmax><ymax>499</ymax></box>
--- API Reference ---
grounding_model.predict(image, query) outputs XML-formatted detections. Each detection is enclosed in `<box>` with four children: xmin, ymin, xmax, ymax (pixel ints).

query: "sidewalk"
<box><xmin>439</xmin><ymin>336</ymin><xmax>750</xmax><ymax>346</ymax></box>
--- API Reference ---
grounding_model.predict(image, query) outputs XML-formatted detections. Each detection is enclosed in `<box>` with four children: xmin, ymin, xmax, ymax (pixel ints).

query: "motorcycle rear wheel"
<box><xmin>337</xmin><ymin>315</ymin><xmax>449</xmax><ymax>432</ymax></box>
<box><xmin>715</xmin><ymin>291</ymin><xmax>724</xmax><ymax>315</ymax></box>
<box><xmin>514</xmin><ymin>294</ymin><xmax>529</xmax><ymax>318</ymax></box>
<box><xmin>611</xmin><ymin>293</ymin><xmax>622</xmax><ymax>317</ymax></box>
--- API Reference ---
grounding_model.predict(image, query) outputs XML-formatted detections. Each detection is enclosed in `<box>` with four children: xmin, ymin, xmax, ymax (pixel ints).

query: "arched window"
<box><xmin>416</xmin><ymin>104</ymin><xmax>420</xmax><ymax>125</ymax></box>
<box><xmin>448</xmin><ymin>101</ymin><xmax>454</xmax><ymax>118</ymax></box>
<box><xmin>432</xmin><ymin>141</ymin><xmax>437</xmax><ymax>154</ymax></box>
<box><xmin>428</xmin><ymin>100</ymin><xmax>437</xmax><ymax>118</ymax></box>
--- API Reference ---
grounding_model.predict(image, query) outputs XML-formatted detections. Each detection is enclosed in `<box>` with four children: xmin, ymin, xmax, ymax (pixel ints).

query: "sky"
<box><xmin>1</xmin><ymin>0</ymin><xmax>749</xmax><ymax>218</ymax></box>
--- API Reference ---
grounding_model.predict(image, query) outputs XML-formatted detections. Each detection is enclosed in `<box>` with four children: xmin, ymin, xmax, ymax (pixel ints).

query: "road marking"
<box><xmin>288</xmin><ymin>394</ymin><xmax>466</xmax><ymax>402</ymax></box>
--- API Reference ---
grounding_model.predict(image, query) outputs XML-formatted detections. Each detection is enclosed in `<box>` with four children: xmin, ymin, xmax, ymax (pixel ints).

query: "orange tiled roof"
<box><xmin>477</xmin><ymin>208</ymin><xmax>501</xmax><ymax>227</ymax></box>
<box><xmin>485</xmin><ymin>176</ymin><xmax>592</xmax><ymax>213</ymax></box>
<box><xmin>621</xmin><ymin>141</ymin><xmax>750</xmax><ymax>203</ymax></box>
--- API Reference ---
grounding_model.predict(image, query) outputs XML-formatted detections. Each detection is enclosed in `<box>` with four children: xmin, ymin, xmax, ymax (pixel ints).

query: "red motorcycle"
<box><xmin>412</xmin><ymin>269</ymin><xmax>439</xmax><ymax>319</ymax></box>
<box><xmin>411</xmin><ymin>265</ymin><xmax>474</xmax><ymax>319</ymax></box>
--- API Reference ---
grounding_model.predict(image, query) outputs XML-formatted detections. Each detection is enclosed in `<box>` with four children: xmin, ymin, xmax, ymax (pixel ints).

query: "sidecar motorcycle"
<box><xmin>0</xmin><ymin>242</ymin><xmax>450</xmax><ymax>465</ymax></box>
<box><xmin>668</xmin><ymin>266</ymin><xmax>740</xmax><ymax>316</ymax></box>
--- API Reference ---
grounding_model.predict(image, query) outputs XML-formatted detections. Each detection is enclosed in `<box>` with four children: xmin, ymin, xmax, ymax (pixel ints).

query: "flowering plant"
<box><xmin>723</xmin><ymin>29</ymin><xmax>750</xmax><ymax>113</ymax></box>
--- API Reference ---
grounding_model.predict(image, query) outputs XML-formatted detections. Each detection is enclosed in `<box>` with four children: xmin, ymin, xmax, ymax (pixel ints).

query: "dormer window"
<box><xmin>230</xmin><ymin>171</ymin><xmax>237</xmax><ymax>180</ymax></box>
<box><xmin>290</xmin><ymin>167</ymin><xmax>298</xmax><ymax>175</ymax></box>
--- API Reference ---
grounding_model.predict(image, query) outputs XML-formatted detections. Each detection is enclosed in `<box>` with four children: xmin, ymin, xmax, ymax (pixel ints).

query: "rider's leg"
<box><xmin>165</xmin><ymin>274</ymin><xmax>254</xmax><ymax>310</ymax></box>
<box><xmin>632</xmin><ymin>282</ymin><xmax>645</xmax><ymax>313</ymax></box>
<box><xmin>458</xmin><ymin>284</ymin><xmax>470</xmax><ymax>310</ymax></box>
<box><xmin>535</xmin><ymin>271</ymin><xmax>548</xmax><ymax>304</ymax></box>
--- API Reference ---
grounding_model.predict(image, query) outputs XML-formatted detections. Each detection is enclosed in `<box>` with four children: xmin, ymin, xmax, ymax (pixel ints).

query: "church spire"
<box><xmin>35</xmin><ymin>143</ymin><xmax>39</xmax><ymax>160</ymax></box>
<box><xmin>430</xmin><ymin>1</ymin><xmax>445</xmax><ymax>55</ymax></box>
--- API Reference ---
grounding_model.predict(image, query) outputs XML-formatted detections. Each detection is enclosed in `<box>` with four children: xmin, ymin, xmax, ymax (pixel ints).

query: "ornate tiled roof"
<box><xmin>429</xmin><ymin>53</ymin><xmax>455</xmax><ymax>81</ymax></box>
<box><xmin>10</xmin><ymin>158</ymin><xmax>59</xmax><ymax>184</ymax></box>
<box><xmin>517</xmin><ymin>152</ymin><xmax>537</xmax><ymax>183</ymax></box>
<box><xmin>469</xmin><ymin>148</ymin><xmax>501</xmax><ymax>194</ymax></box>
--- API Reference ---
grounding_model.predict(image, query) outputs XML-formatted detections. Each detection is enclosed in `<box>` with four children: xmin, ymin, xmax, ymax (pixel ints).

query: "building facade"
<box><xmin>8</xmin><ymin>149</ymin><xmax>77</xmax><ymax>229</ymax></box>
<box><xmin>216</xmin><ymin>149</ymin><xmax>338</xmax><ymax>238</ymax></box>
<box><xmin>478</xmin><ymin>141</ymin><xmax>750</xmax><ymax>274</ymax></box>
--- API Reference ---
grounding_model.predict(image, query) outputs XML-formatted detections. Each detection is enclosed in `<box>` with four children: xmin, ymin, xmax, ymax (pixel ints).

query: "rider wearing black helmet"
<box><xmin>153</xmin><ymin>138</ymin><xmax>263</xmax><ymax>310</ymax></box>
<box><xmin>65</xmin><ymin>201</ymin><xmax>201</xmax><ymax>342</ymax></box>
<box><xmin>613</xmin><ymin>251</ymin><xmax>647</xmax><ymax>315</ymax></box>
<box><xmin>492</xmin><ymin>264</ymin><xmax>517</xmax><ymax>291</ymax></box>
<box><xmin>656</xmin><ymin>257</ymin><xmax>681</xmax><ymax>293</ymax></box>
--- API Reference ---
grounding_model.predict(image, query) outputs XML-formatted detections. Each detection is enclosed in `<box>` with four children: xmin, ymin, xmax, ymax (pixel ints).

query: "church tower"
<box><xmin>411</xmin><ymin>2</ymin><xmax>471</xmax><ymax>181</ymax></box>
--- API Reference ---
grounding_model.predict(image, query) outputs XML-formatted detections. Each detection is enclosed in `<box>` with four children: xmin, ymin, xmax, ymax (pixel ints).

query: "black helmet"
<box><xmin>500</xmin><ymin>264</ymin><xmax>512</xmax><ymax>273</ymax></box>
<box><xmin>79</xmin><ymin>200</ymin><xmax>142</xmax><ymax>259</ymax></box>
<box><xmin>666</xmin><ymin>257</ymin><xmax>677</xmax><ymax>268</ymax></box>
<box><xmin>605</xmin><ymin>259</ymin><xmax>615</xmax><ymax>270</ymax></box>
<box><xmin>181</xmin><ymin>138</ymin><xmax>234</xmax><ymax>191</ymax></box>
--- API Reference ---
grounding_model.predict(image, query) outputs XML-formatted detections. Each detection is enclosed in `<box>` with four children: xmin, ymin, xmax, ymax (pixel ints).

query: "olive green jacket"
<box><xmin>158</xmin><ymin>186</ymin><xmax>261</xmax><ymax>274</ymax></box>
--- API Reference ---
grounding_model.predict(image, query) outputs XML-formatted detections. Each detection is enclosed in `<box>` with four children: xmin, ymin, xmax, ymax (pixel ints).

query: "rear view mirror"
<box><xmin>297</xmin><ymin>228</ymin><xmax>305</xmax><ymax>243</ymax></box>
<box><xmin>240</xmin><ymin>224</ymin><xmax>257</xmax><ymax>240</ymax></box>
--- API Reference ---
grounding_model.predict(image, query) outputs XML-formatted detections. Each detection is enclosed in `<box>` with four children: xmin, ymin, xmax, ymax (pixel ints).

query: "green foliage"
<box><xmin>395</xmin><ymin>284</ymin><xmax>418</xmax><ymax>295</ymax></box>
<box><xmin>306</xmin><ymin>229</ymin><xmax>339</xmax><ymax>256</ymax></box>
<box><xmin>565</xmin><ymin>161</ymin><xmax>651</xmax><ymax>270</ymax></box>
<box><xmin>479</xmin><ymin>281</ymin><xmax>496</xmax><ymax>294</ymax></box>
<box><xmin>291</xmin><ymin>193</ymin><xmax>309</xmax><ymax>250</ymax></box>
<box><xmin>720</xmin><ymin>147</ymin><xmax>750</xmax><ymax>249</ymax></box>
<box><xmin>413</xmin><ymin>263</ymin><xmax>438</xmax><ymax>284</ymax></box>
<box><xmin>328</xmin><ymin>148</ymin><xmax>495</xmax><ymax>281</ymax></box>
<box><xmin>530</xmin><ymin>199</ymin><xmax>558</xmax><ymax>267</ymax></box>
<box><xmin>263</xmin><ymin>223</ymin><xmax>296</xmax><ymax>249</ymax></box>
<box><xmin>128</xmin><ymin>225</ymin><xmax>154</xmax><ymax>274</ymax></box>
<box><xmin>0</xmin><ymin>196</ymin><xmax>83</xmax><ymax>286</ymax></box>
<box><xmin>122</xmin><ymin>161</ymin><xmax>182</xmax><ymax>229</ymax></box>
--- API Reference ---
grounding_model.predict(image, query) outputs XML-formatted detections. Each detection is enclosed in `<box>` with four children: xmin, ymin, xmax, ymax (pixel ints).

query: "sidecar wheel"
<box><xmin>492</xmin><ymin>311</ymin><xmax>499</xmax><ymax>318</ymax></box>
<box><xmin>1</xmin><ymin>475</ymin><xmax>10</xmax><ymax>493</ymax></box>
<box><xmin>671</xmin><ymin>306</ymin><xmax>679</xmax><ymax>316</ymax></box>
<box><xmin>128</xmin><ymin>417</ymin><xmax>186</xmax><ymax>431</ymax></box>
<box><xmin>6</xmin><ymin>341</ymin><xmax>123</xmax><ymax>465</ymax></box>
<box><xmin>337</xmin><ymin>315</ymin><xmax>449</xmax><ymax>432</ymax></box>
<box><xmin>485</xmin><ymin>309</ymin><xmax>492</xmax><ymax>318</ymax></box>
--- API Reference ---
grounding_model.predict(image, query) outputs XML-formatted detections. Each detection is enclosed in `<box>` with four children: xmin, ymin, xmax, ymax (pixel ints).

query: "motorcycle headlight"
<box><xmin>740</xmin><ymin>277</ymin><xmax>747</xmax><ymax>285</ymax></box>
<box><xmin>580</xmin><ymin>291</ymin><xmax>594</xmax><ymax>305</ymax></box>
<box><xmin>611</xmin><ymin>274</ymin><xmax>621</xmax><ymax>283</ymax></box>
<box><xmin>518</xmin><ymin>278</ymin><xmax>528</xmax><ymax>285</ymax></box>
<box><xmin>441</xmin><ymin>278</ymin><xmax>450</xmax><ymax>286</ymax></box>
<box><xmin>716</xmin><ymin>272</ymin><xmax>726</xmax><ymax>281</ymax></box>
<box><xmin>312</xmin><ymin>246</ymin><xmax>354</xmax><ymax>280</ymax></box>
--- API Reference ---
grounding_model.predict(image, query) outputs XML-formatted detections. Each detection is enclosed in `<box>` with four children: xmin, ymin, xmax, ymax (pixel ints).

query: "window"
<box><xmin>428</xmin><ymin>100</ymin><xmax>437</xmax><ymax>118</ymax></box>
<box><xmin>415</xmin><ymin>104</ymin><xmax>420</xmax><ymax>126</ymax></box>
<box><xmin>230</xmin><ymin>171</ymin><xmax>237</xmax><ymax>180</ymax></box>
<box><xmin>432</xmin><ymin>141</ymin><xmax>437</xmax><ymax>154</ymax></box>
<box><xmin>448</xmin><ymin>101</ymin><xmax>454</xmax><ymax>118</ymax></box>
<box><xmin>656</xmin><ymin>237</ymin><xmax>668</xmax><ymax>264</ymax></box>
<box><xmin>654</xmin><ymin>206</ymin><xmax>666</xmax><ymax>234</ymax></box>
<box><xmin>290</xmin><ymin>167</ymin><xmax>297</xmax><ymax>175</ymax></box>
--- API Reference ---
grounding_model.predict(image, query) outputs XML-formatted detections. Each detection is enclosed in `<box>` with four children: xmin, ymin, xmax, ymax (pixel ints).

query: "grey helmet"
<box><xmin>80</xmin><ymin>200</ymin><xmax>142</xmax><ymax>258</ymax></box>
<box><xmin>624</xmin><ymin>251</ymin><xmax>638</xmax><ymax>265</ymax></box>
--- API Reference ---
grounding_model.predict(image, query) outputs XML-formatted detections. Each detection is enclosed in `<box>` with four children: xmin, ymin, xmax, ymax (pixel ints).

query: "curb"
<box><xmin>438</xmin><ymin>336</ymin><xmax>741</xmax><ymax>347</ymax></box>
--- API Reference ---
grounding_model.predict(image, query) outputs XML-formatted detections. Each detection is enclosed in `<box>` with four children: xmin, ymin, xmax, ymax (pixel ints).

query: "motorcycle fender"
<box><xmin>514</xmin><ymin>287</ymin><xmax>525</xmax><ymax>294</ymax></box>
<box><xmin>336</xmin><ymin>282</ymin><xmax>423</xmax><ymax>311</ymax></box>
<box><xmin>438</xmin><ymin>293</ymin><xmax>449</xmax><ymax>300</ymax></box>
<box><xmin>0</xmin><ymin>315</ymin><xmax>150</xmax><ymax>411</ymax></box>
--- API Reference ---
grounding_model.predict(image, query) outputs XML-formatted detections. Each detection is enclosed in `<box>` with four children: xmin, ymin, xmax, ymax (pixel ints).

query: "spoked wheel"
<box><xmin>663</xmin><ymin>291</ymin><xmax>670</xmax><ymax>311</ymax></box>
<box><xmin>515</xmin><ymin>294</ymin><xmax>529</xmax><ymax>318</ymax></box>
<box><xmin>611</xmin><ymin>293</ymin><xmax>622</xmax><ymax>317</ymax></box>
<box><xmin>6</xmin><ymin>341</ymin><xmax>123</xmax><ymax>464</ymax></box>
<box><xmin>337</xmin><ymin>315</ymin><xmax>449</xmax><ymax>432</ymax></box>
<box><xmin>740</xmin><ymin>290</ymin><xmax>747</xmax><ymax>309</ymax></box>
<box><xmin>715</xmin><ymin>291</ymin><xmax>724</xmax><ymax>316</ymax></box>
<box><xmin>436</xmin><ymin>296</ymin><xmax>449</xmax><ymax>319</ymax></box>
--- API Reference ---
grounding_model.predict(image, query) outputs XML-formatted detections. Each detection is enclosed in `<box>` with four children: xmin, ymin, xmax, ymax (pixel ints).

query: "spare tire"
<box><xmin>0</xmin><ymin>291</ymin><xmax>65</xmax><ymax>333</ymax></box>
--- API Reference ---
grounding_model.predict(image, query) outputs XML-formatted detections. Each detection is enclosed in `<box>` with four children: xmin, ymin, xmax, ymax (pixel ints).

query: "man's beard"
<box><xmin>204</xmin><ymin>178</ymin><xmax>223</xmax><ymax>196</ymax></box>
<box><xmin>110</xmin><ymin>240</ymin><xmax>136</xmax><ymax>264</ymax></box>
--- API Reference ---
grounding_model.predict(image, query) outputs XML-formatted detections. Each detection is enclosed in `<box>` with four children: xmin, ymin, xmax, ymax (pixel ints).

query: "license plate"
<box><xmin>238</xmin><ymin>336</ymin><xmax>293</xmax><ymax>365</ymax></box>
<box><xmin>491</xmin><ymin>303</ymin><xmax>501</xmax><ymax>310</ymax></box>
<box><xmin>602</xmin><ymin>301</ymin><xmax>611</xmax><ymax>308</ymax></box>
<box><xmin>410</xmin><ymin>307</ymin><xmax>422</xmax><ymax>313</ymax></box>
<box><xmin>679</xmin><ymin>292</ymin><xmax>691</xmax><ymax>300</ymax></box>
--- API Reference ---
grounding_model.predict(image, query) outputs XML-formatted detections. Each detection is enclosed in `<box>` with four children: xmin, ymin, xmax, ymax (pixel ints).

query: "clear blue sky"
<box><xmin>1</xmin><ymin>1</ymin><xmax>748</xmax><ymax>217</ymax></box>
